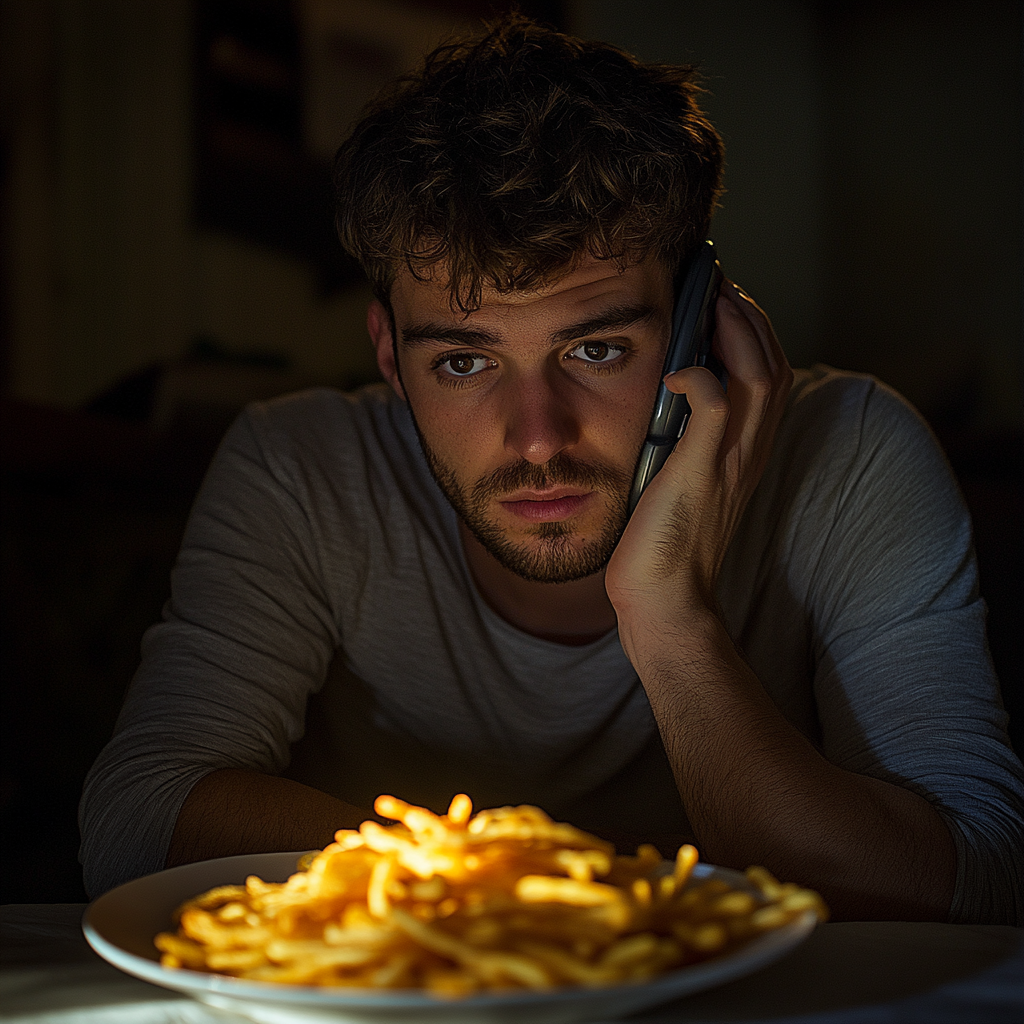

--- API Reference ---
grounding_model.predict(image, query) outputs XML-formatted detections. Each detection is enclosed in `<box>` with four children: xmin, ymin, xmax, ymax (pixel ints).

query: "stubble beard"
<box><xmin>413</xmin><ymin>428</ymin><xmax>633</xmax><ymax>585</ymax></box>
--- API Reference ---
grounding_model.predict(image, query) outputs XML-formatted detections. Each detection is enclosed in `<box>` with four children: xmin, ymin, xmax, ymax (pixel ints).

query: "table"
<box><xmin>1</xmin><ymin>904</ymin><xmax>1021</xmax><ymax>1023</ymax></box>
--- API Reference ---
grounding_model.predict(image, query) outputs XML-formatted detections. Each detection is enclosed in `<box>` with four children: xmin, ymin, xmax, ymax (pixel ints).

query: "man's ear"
<box><xmin>367</xmin><ymin>299</ymin><xmax>406</xmax><ymax>401</ymax></box>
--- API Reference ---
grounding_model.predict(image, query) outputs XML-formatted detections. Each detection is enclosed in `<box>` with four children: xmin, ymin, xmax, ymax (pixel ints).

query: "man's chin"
<box><xmin>465</xmin><ymin>517</ymin><xmax>620</xmax><ymax>584</ymax></box>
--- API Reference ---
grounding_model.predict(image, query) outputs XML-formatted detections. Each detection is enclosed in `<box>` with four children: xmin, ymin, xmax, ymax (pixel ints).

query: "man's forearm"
<box><xmin>621</xmin><ymin>609</ymin><xmax>956</xmax><ymax>922</ymax></box>
<box><xmin>166</xmin><ymin>768</ymin><xmax>374</xmax><ymax>868</ymax></box>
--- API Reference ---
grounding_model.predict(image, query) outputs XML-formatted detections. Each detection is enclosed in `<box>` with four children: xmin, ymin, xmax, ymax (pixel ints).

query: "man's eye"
<box><xmin>568</xmin><ymin>341</ymin><xmax>625</xmax><ymax>364</ymax></box>
<box><xmin>437</xmin><ymin>354</ymin><xmax>491</xmax><ymax>377</ymax></box>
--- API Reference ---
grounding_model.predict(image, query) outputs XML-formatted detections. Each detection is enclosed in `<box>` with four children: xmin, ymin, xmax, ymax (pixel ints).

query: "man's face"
<box><xmin>371</xmin><ymin>257</ymin><xmax>674</xmax><ymax>583</ymax></box>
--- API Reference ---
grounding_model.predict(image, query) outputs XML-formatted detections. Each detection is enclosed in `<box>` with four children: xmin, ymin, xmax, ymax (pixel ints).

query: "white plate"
<box><xmin>83</xmin><ymin>851</ymin><xmax>817</xmax><ymax>1024</ymax></box>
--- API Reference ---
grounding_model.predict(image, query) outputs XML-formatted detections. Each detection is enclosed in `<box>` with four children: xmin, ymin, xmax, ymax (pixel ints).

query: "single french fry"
<box><xmin>367</xmin><ymin>854</ymin><xmax>395</xmax><ymax>919</ymax></box>
<box><xmin>632</xmin><ymin>878</ymin><xmax>653</xmax><ymax>906</ymax></box>
<box><xmin>461</xmin><ymin>916</ymin><xmax>504</xmax><ymax>947</ymax></box>
<box><xmin>154</xmin><ymin>932</ymin><xmax>208</xmax><ymax>970</ymax></box>
<box><xmin>178</xmin><ymin>909</ymin><xmax>277</xmax><ymax>949</ymax></box>
<box><xmin>750</xmin><ymin>903</ymin><xmax>789</xmax><ymax>930</ymax></box>
<box><xmin>205</xmin><ymin>948</ymin><xmax>270</xmax><ymax>971</ymax></box>
<box><xmin>600</xmin><ymin>932</ymin><xmax>659</xmax><ymax>969</ymax></box>
<box><xmin>178</xmin><ymin>884</ymin><xmax>248</xmax><ymax>914</ymax></box>
<box><xmin>674</xmin><ymin>844</ymin><xmax>699</xmax><ymax>889</ymax></box>
<box><xmin>410</xmin><ymin>876</ymin><xmax>446</xmax><ymax>901</ymax></box>
<box><xmin>375</xmin><ymin>795</ymin><xmax>451</xmax><ymax>844</ymax></box>
<box><xmin>214</xmin><ymin>901</ymin><xmax>250</xmax><ymax>922</ymax></box>
<box><xmin>624</xmin><ymin>937</ymin><xmax>685</xmax><ymax>981</ymax></box>
<box><xmin>674</xmin><ymin>920</ymin><xmax>729</xmax><ymax>953</ymax></box>
<box><xmin>322</xmin><ymin>921</ymin><xmax>397</xmax><ymax>947</ymax></box>
<box><xmin>779</xmin><ymin>888</ymin><xmax>825</xmax><ymax>913</ymax></box>
<box><xmin>710</xmin><ymin>890</ymin><xmax>757</xmax><ymax>917</ymax></box>
<box><xmin>369</xmin><ymin>949</ymin><xmax>418</xmax><ymax>988</ymax></box>
<box><xmin>554</xmin><ymin>848</ymin><xmax>612</xmax><ymax>882</ymax></box>
<box><xmin>514</xmin><ymin>875</ymin><xmax>623</xmax><ymax>907</ymax></box>
<box><xmin>515</xmin><ymin>939</ymin><xmax>616</xmax><ymax>987</ymax></box>
<box><xmin>745</xmin><ymin>865</ymin><xmax>783</xmax><ymax>900</ymax></box>
<box><xmin>635</xmin><ymin>845</ymin><xmax>663</xmax><ymax>870</ymax></box>
<box><xmin>447</xmin><ymin>793</ymin><xmax>473</xmax><ymax>826</ymax></box>
<box><xmin>265</xmin><ymin>938</ymin><xmax>386</xmax><ymax>968</ymax></box>
<box><xmin>391</xmin><ymin>907</ymin><xmax>552</xmax><ymax>990</ymax></box>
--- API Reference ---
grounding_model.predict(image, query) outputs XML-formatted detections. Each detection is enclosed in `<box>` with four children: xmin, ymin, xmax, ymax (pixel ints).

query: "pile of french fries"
<box><xmin>155</xmin><ymin>794</ymin><xmax>827</xmax><ymax>996</ymax></box>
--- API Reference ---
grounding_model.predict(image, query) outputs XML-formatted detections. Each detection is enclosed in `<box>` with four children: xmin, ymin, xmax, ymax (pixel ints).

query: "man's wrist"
<box><xmin>617</xmin><ymin>598</ymin><xmax>732</xmax><ymax>685</ymax></box>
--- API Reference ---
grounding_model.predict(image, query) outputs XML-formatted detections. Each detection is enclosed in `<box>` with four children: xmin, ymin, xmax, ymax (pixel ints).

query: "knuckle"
<box><xmin>748</xmin><ymin>373</ymin><xmax>774</xmax><ymax>402</ymax></box>
<box><xmin>721</xmin><ymin>293</ymin><xmax>745</xmax><ymax>317</ymax></box>
<box><xmin>703</xmin><ymin>393</ymin><xmax>731</xmax><ymax>418</ymax></box>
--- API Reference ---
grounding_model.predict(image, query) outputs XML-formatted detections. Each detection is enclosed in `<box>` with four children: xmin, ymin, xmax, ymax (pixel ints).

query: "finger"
<box><xmin>662</xmin><ymin>363</ymin><xmax>728</xmax><ymax>400</ymax></box>
<box><xmin>723</xmin><ymin>280</ymin><xmax>788</xmax><ymax>382</ymax></box>
<box><xmin>712</xmin><ymin>288</ymin><xmax>795</xmax><ymax>497</ymax></box>
<box><xmin>722</xmin><ymin>282</ymin><xmax>794</xmax><ymax>443</ymax></box>
<box><xmin>662</xmin><ymin>365</ymin><xmax>731</xmax><ymax>467</ymax></box>
<box><xmin>715</xmin><ymin>283</ymin><xmax>776</xmax><ymax>383</ymax></box>
<box><xmin>709</xmin><ymin>290</ymin><xmax>775</xmax><ymax>456</ymax></box>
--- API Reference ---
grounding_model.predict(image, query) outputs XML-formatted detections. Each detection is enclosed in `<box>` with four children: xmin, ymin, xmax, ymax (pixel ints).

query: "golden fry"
<box><xmin>154</xmin><ymin>794</ymin><xmax>828</xmax><ymax>997</ymax></box>
<box><xmin>514</xmin><ymin>875</ymin><xmax>624</xmax><ymax>907</ymax></box>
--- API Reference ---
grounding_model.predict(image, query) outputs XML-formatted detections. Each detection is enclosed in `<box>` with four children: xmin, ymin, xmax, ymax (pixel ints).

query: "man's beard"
<box><xmin>413</xmin><ymin>426</ymin><xmax>633</xmax><ymax>585</ymax></box>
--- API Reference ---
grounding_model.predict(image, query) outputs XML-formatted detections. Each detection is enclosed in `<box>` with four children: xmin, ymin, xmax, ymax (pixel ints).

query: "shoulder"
<box><xmin>785</xmin><ymin>364</ymin><xmax>931</xmax><ymax>447</ymax></box>
<box><xmin>220</xmin><ymin>383</ymin><xmax>453</xmax><ymax>538</ymax></box>
<box><xmin>766</xmin><ymin>366</ymin><xmax>974</xmax><ymax>611</ymax></box>
<box><xmin>223</xmin><ymin>384</ymin><xmax>419</xmax><ymax>482</ymax></box>
<box><xmin>241</xmin><ymin>383</ymin><xmax>410</xmax><ymax>448</ymax></box>
<box><xmin>748</xmin><ymin>365</ymin><xmax>973</xmax><ymax>608</ymax></box>
<box><xmin>772</xmin><ymin>365</ymin><xmax>958</xmax><ymax>510</ymax></box>
<box><xmin>184</xmin><ymin>384</ymin><xmax>428</xmax><ymax>543</ymax></box>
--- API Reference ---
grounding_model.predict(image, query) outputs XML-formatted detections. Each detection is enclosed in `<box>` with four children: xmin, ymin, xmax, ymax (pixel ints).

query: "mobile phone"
<box><xmin>627</xmin><ymin>239</ymin><xmax>723</xmax><ymax>515</ymax></box>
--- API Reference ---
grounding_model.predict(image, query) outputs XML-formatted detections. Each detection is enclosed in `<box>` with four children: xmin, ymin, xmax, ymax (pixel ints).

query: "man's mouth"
<box><xmin>498</xmin><ymin>491</ymin><xmax>594</xmax><ymax>522</ymax></box>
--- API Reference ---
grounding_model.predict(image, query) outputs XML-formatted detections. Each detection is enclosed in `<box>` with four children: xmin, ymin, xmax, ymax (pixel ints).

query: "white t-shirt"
<box><xmin>79</xmin><ymin>366</ymin><xmax>1024</xmax><ymax>923</ymax></box>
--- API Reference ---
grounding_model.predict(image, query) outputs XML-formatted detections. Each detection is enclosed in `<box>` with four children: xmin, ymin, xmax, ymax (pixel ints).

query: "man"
<box><xmin>80</xmin><ymin>17</ymin><xmax>1022</xmax><ymax>923</ymax></box>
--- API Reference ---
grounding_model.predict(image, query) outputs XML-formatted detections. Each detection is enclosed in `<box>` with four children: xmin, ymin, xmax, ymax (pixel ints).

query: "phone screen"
<box><xmin>627</xmin><ymin>240</ymin><xmax>723</xmax><ymax>514</ymax></box>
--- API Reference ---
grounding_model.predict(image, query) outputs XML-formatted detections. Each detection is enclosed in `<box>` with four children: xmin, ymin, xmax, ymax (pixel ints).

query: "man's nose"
<box><xmin>502</xmin><ymin>372</ymin><xmax>580</xmax><ymax>465</ymax></box>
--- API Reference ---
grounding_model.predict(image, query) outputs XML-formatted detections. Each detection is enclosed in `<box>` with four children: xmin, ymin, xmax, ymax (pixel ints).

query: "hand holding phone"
<box><xmin>627</xmin><ymin>240</ymin><xmax>723</xmax><ymax>515</ymax></box>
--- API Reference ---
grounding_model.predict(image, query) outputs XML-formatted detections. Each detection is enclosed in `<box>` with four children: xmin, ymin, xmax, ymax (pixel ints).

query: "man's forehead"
<box><xmin>389</xmin><ymin>255</ymin><xmax>673</xmax><ymax>322</ymax></box>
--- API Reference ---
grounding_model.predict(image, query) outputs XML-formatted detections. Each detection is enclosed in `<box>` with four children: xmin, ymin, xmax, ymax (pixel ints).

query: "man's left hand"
<box><xmin>606</xmin><ymin>280</ymin><xmax>793</xmax><ymax>631</ymax></box>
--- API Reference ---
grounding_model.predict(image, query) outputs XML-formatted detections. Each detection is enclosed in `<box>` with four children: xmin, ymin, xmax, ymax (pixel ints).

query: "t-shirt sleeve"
<box><xmin>800</xmin><ymin>378</ymin><xmax>1023</xmax><ymax>924</ymax></box>
<box><xmin>79</xmin><ymin>400</ymin><xmax>343</xmax><ymax>896</ymax></box>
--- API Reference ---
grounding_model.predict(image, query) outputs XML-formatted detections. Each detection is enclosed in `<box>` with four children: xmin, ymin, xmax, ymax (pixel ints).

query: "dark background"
<box><xmin>1</xmin><ymin>0</ymin><xmax>1021</xmax><ymax>903</ymax></box>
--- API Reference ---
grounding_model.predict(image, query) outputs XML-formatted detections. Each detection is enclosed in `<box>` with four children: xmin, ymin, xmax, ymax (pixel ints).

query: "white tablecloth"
<box><xmin>1</xmin><ymin>904</ymin><xmax>1021</xmax><ymax>1023</ymax></box>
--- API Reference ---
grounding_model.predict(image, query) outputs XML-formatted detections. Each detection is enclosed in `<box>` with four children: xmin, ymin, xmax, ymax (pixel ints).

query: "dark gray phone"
<box><xmin>627</xmin><ymin>240</ymin><xmax>723</xmax><ymax>515</ymax></box>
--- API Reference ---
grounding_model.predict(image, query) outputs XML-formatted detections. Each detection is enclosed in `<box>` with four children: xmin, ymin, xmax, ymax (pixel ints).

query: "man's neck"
<box><xmin>457</xmin><ymin>521</ymin><xmax>618</xmax><ymax>646</ymax></box>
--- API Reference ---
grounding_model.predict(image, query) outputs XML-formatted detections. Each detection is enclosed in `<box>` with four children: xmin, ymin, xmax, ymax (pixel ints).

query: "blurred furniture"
<box><xmin>193</xmin><ymin>0</ymin><xmax>565</xmax><ymax>292</ymax></box>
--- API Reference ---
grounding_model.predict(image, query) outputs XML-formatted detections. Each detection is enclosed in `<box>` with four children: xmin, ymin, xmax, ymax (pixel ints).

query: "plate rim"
<box><xmin>82</xmin><ymin>850</ymin><xmax>818</xmax><ymax>1010</ymax></box>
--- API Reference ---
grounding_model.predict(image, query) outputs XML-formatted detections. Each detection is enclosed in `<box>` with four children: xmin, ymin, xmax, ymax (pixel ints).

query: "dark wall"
<box><xmin>1</xmin><ymin>0</ymin><xmax>1020</xmax><ymax>903</ymax></box>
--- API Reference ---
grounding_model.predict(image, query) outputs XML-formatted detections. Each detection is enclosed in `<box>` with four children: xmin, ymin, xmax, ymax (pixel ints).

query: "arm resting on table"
<box><xmin>626</xmin><ymin>608</ymin><xmax>956</xmax><ymax>922</ymax></box>
<box><xmin>166</xmin><ymin>768</ymin><xmax>375</xmax><ymax>867</ymax></box>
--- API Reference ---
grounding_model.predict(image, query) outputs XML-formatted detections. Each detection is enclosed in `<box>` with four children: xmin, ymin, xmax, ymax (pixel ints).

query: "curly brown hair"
<box><xmin>333</xmin><ymin>15</ymin><xmax>724</xmax><ymax>311</ymax></box>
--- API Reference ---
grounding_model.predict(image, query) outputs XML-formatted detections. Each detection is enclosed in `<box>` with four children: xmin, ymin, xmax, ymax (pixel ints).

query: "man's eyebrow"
<box><xmin>550</xmin><ymin>303</ymin><xmax>659</xmax><ymax>345</ymax></box>
<box><xmin>399</xmin><ymin>303</ymin><xmax>659</xmax><ymax>349</ymax></box>
<box><xmin>400</xmin><ymin>323</ymin><xmax>498</xmax><ymax>348</ymax></box>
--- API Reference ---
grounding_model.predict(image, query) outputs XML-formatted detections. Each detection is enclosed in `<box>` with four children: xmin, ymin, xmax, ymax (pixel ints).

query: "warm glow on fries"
<box><xmin>155</xmin><ymin>795</ymin><xmax>827</xmax><ymax>996</ymax></box>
